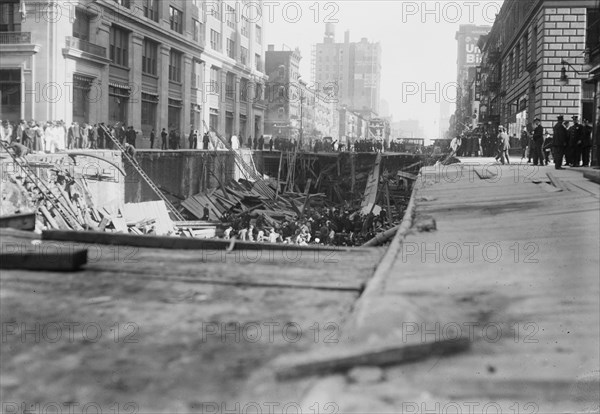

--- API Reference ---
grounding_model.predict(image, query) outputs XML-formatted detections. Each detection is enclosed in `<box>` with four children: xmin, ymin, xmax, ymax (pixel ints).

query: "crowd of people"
<box><xmin>448</xmin><ymin>115</ymin><xmax>593</xmax><ymax>169</ymax></box>
<box><xmin>221</xmin><ymin>206</ymin><xmax>391</xmax><ymax>247</ymax></box>
<box><xmin>0</xmin><ymin>119</ymin><xmax>145</xmax><ymax>153</ymax></box>
<box><xmin>520</xmin><ymin>115</ymin><xmax>593</xmax><ymax>169</ymax></box>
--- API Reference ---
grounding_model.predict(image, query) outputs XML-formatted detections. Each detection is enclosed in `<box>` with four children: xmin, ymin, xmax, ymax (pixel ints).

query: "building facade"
<box><xmin>478</xmin><ymin>0</ymin><xmax>598</xmax><ymax>141</ymax></box>
<box><xmin>314</xmin><ymin>24</ymin><xmax>381</xmax><ymax>115</ymax></box>
<box><xmin>264</xmin><ymin>45</ymin><xmax>336</xmax><ymax>149</ymax></box>
<box><xmin>0</xmin><ymin>0</ymin><xmax>267</xmax><ymax>148</ymax></box>
<box><xmin>453</xmin><ymin>24</ymin><xmax>491</xmax><ymax>135</ymax></box>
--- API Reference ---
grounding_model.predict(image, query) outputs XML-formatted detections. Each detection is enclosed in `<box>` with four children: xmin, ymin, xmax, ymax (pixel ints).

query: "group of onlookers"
<box><xmin>0</xmin><ymin>119</ymin><xmax>144</xmax><ymax>153</ymax></box>
<box><xmin>520</xmin><ymin>115</ymin><xmax>593</xmax><ymax>169</ymax></box>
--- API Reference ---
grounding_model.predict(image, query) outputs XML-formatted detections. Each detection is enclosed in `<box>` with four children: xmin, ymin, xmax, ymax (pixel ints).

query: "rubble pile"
<box><xmin>181</xmin><ymin>171</ymin><xmax>413</xmax><ymax>247</ymax></box>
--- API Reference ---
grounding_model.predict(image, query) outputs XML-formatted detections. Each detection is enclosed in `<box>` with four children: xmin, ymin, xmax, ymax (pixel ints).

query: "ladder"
<box><xmin>0</xmin><ymin>140</ymin><xmax>84</xmax><ymax>230</ymax></box>
<box><xmin>98</xmin><ymin>125</ymin><xmax>185</xmax><ymax>221</ymax></box>
<box><xmin>201</xmin><ymin>121</ymin><xmax>276</xmax><ymax>199</ymax></box>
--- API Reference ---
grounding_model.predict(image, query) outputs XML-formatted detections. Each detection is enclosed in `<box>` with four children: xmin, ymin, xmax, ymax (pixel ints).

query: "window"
<box><xmin>240</xmin><ymin>78</ymin><xmax>248</xmax><ymax>101</ymax></box>
<box><xmin>0</xmin><ymin>2</ymin><xmax>21</xmax><ymax>32</ymax></box>
<box><xmin>142</xmin><ymin>39</ymin><xmax>157</xmax><ymax>75</ymax></box>
<box><xmin>143</xmin><ymin>0</ymin><xmax>158</xmax><ymax>22</ymax></box>
<box><xmin>210</xmin><ymin>66</ymin><xmax>220</xmax><ymax>94</ymax></box>
<box><xmin>240</xmin><ymin>47</ymin><xmax>248</xmax><ymax>65</ymax></box>
<box><xmin>255</xmin><ymin>25</ymin><xmax>262</xmax><ymax>44</ymax></box>
<box><xmin>73</xmin><ymin>10</ymin><xmax>90</xmax><ymax>41</ymax></box>
<box><xmin>109</xmin><ymin>26</ymin><xmax>129</xmax><ymax>67</ymax></box>
<box><xmin>241</xmin><ymin>15</ymin><xmax>249</xmax><ymax>37</ymax></box>
<box><xmin>524</xmin><ymin>33</ymin><xmax>529</xmax><ymax>68</ymax></box>
<box><xmin>255</xmin><ymin>53</ymin><xmax>262</xmax><ymax>71</ymax></box>
<box><xmin>225</xmin><ymin>72</ymin><xmax>235</xmax><ymax>98</ymax></box>
<box><xmin>193</xmin><ymin>19</ymin><xmax>201</xmax><ymax>41</ymax></box>
<box><xmin>227</xmin><ymin>38</ymin><xmax>235</xmax><ymax>58</ymax></box>
<box><xmin>191</xmin><ymin>61</ymin><xmax>200</xmax><ymax>89</ymax></box>
<box><xmin>113</xmin><ymin>0</ymin><xmax>130</xmax><ymax>7</ymax></box>
<box><xmin>0</xmin><ymin>70</ymin><xmax>21</xmax><ymax>121</ymax></box>
<box><xmin>170</xmin><ymin>6</ymin><xmax>182</xmax><ymax>34</ymax></box>
<box><xmin>210</xmin><ymin>29</ymin><xmax>221</xmax><ymax>51</ymax></box>
<box><xmin>226</xmin><ymin>5</ymin><xmax>235</xmax><ymax>28</ymax></box>
<box><xmin>169</xmin><ymin>50</ymin><xmax>182</xmax><ymax>82</ymax></box>
<box><xmin>141</xmin><ymin>94</ymin><xmax>158</xmax><ymax>127</ymax></box>
<box><xmin>515</xmin><ymin>43</ymin><xmax>521</xmax><ymax>78</ymax></box>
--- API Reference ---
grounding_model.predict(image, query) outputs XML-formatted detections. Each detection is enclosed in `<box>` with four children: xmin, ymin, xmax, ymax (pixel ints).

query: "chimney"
<box><xmin>345</xmin><ymin>31</ymin><xmax>350</xmax><ymax>43</ymax></box>
<box><xmin>268</xmin><ymin>44</ymin><xmax>275</xmax><ymax>51</ymax></box>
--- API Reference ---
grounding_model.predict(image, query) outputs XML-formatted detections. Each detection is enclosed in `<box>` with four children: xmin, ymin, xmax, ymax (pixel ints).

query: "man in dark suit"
<box><xmin>567</xmin><ymin>115</ymin><xmax>584</xmax><ymax>167</ymax></box>
<box><xmin>552</xmin><ymin>115</ymin><xmax>568</xmax><ymax>169</ymax></box>
<box><xmin>531</xmin><ymin>118</ymin><xmax>544</xmax><ymax>166</ymax></box>
<box><xmin>581</xmin><ymin>119</ymin><xmax>593</xmax><ymax>167</ymax></box>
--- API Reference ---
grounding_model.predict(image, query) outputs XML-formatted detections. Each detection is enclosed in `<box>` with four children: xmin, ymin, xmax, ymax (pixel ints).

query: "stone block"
<box><xmin>549</xmin><ymin>15</ymin><xmax>563</xmax><ymax>22</ymax></box>
<box><xmin>554</xmin><ymin>93</ymin><xmax>567</xmax><ymax>100</ymax></box>
<box><xmin>564</xmin><ymin>15</ymin><xmax>577</xmax><ymax>22</ymax></box>
<box><xmin>557</xmin><ymin>22</ymin><xmax>570</xmax><ymax>29</ymax></box>
<box><xmin>568</xmin><ymin>93</ymin><xmax>581</xmax><ymax>100</ymax></box>
<box><xmin>570</xmin><ymin>22</ymin><xmax>585</xmax><ymax>29</ymax></box>
<box><xmin>555</xmin><ymin>36</ymin><xmax>569</xmax><ymax>43</ymax></box>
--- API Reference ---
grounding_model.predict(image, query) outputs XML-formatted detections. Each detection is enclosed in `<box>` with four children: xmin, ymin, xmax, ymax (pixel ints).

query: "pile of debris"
<box><xmin>180</xmin><ymin>172</ymin><xmax>413</xmax><ymax>247</ymax></box>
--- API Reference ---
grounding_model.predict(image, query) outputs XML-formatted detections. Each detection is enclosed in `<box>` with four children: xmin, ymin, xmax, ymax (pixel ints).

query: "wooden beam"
<box><xmin>0</xmin><ymin>213</ymin><xmax>36</xmax><ymax>231</ymax></box>
<box><xmin>42</xmin><ymin>230</ymin><xmax>345</xmax><ymax>252</ymax></box>
<box><xmin>1</xmin><ymin>249</ymin><xmax>88</xmax><ymax>271</ymax></box>
<box><xmin>274</xmin><ymin>337</ymin><xmax>470</xmax><ymax>380</ymax></box>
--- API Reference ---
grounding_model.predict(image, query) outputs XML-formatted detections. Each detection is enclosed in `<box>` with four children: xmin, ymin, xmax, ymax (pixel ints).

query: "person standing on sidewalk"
<box><xmin>552</xmin><ymin>115</ymin><xmax>568</xmax><ymax>170</ymax></box>
<box><xmin>149</xmin><ymin>128</ymin><xmax>155</xmax><ymax>149</ymax></box>
<box><xmin>161</xmin><ymin>128</ymin><xmax>168</xmax><ymax>150</ymax></box>
<box><xmin>520</xmin><ymin>126</ymin><xmax>530</xmax><ymax>161</ymax></box>
<box><xmin>581</xmin><ymin>119</ymin><xmax>593</xmax><ymax>167</ymax></box>
<box><xmin>531</xmin><ymin>118</ymin><xmax>544</xmax><ymax>166</ymax></box>
<box><xmin>497</xmin><ymin>126</ymin><xmax>510</xmax><ymax>165</ymax></box>
<box><xmin>567</xmin><ymin>115</ymin><xmax>584</xmax><ymax>167</ymax></box>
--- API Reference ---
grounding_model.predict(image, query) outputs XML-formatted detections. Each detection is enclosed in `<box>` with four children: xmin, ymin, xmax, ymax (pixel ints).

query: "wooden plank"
<box><xmin>274</xmin><ymin>337</ymin><xmax>470</xmax><ymax>380</ymax></box>
<box><xmin>546</xmin><ymin>172</ymin><xmax>570</xmax><ymax>192</ymax></box>
<box><xmin>0</xmin><ymin>249</ymin><xmax>88</xmax><ymax>271</ymax></box>
<box><xmin>0</xmin><ymin>213</ymin><xmax>36</xmax><ymax>231</ymax></box>
<box><xmin>42</xmin><ymin>230</ymin><xmax>345</xmax><ymax>252</ymax></box>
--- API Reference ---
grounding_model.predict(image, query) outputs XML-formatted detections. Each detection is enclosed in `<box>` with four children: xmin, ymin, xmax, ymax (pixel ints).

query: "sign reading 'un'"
<box><xmin>466</xmin><ymin>43</ymin><xmax>482</xmax><ymax>65</ymax></box>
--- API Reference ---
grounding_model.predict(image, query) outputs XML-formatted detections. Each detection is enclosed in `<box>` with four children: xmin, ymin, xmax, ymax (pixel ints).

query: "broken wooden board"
<box><xmin>0</xmin><ymin>248</ymin><xmax>88</xmax><ymax>271</ymax></box>
<box><xmin>360</xmin><ymin>153</ymin><xmax>382</xmax><ymax>214</ymax></box>
<box><xmin>273</xmin><ymin>337</ymin><xmax>470</xmax><ymax>380</ymax></box>
<box><xmin>546</xmin><ymin>172</ymin><xmax>570</xmax><ymax>192</ymax></box>
<box><xmin>0</xmin><ymin>212</ymin><xmax>36</xmax><ymax>231</ymax></box>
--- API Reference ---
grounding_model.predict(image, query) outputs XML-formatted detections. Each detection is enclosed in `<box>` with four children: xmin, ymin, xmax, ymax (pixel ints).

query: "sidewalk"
<box><xmin>300</xmin><ymin>157</ymin><xmax>600</xmax><ymax>413</ymax></box>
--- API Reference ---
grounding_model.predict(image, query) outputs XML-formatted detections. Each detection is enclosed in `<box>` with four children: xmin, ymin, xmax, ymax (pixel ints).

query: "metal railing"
<box><xmin>65</xmin><ymin>36</ymin><xmax>106</xmax><ymax>58</ymax></box>
<box><xmin>0</xmin><ymin>32</ymin><xmax>31</xmax><ymax>44</ymax></box>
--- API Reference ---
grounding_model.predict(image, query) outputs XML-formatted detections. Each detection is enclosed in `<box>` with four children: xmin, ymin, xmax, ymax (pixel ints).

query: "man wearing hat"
<box><xmin>567</xmin><ymin>115</ymin><xmax>584</xmax><ymax>167</ymax></box>
<box><xmin>531</xmin><ymin>118</ymin><xmax>544</xmax><ymax>166</ymax></box>
<box><xmin>552</xmin><ymin>115</ymin><xmax>568</xmax><ymax>169</ymax></box>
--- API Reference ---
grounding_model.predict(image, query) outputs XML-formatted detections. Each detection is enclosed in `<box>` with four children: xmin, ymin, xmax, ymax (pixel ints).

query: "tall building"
<box><xmin>453</xmin><ymin>24</ymin><xmax>491</xmax><ymax>134</ymax></box>
<box><xmin>314</xmin><ymin>24</ymin><xmax>381</xmax><ymax>115</ymax></box>
<box><xmin>264</xmin><ymin>45</ymin><xmax>336</xmax><ymax>148</ymax></box>
<box><xmin>478</xmin><ymin>0</ymin><xmax>598</xmax><ymax>140</ymax></box>
<box><xmin>0</xmin><ymin>0</ymin><xmax>267</xmax><ymax>147</ymax></box>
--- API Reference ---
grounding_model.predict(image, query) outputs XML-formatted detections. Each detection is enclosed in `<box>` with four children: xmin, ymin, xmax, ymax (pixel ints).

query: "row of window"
<box><xmin>503</xmin><ymin>24</ymin><xmax>538</xmax><ymax>88</ymax></box>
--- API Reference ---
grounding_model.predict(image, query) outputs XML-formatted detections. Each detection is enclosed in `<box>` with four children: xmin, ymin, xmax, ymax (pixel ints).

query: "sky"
<box><xmin>264</xmin><ymin>0</ymin><xmax>504</xmax><ymax>140</ymax></box>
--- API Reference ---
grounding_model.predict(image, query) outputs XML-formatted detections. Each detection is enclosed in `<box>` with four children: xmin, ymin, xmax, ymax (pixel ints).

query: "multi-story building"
<box><xmin>314</xmin><ymin>24</ymin><xmax>381</xmax><ymax>115</ymax></box>
<box><xmin>264</xmin><ymin>45</ymin><xmax>336</xmax><ymax>149</ymax></box>
<box><xmin>453</xmin><ymin>24</ymin><xmax>491</xmax><ymax>135</ymax></box>
<box><xmin>0</xmin><ymin>0</ymin><xmax>267</xmax><ymax>148</ymax></box>
<box><xmin>478</xmin><ymin>0</ymin><xmax>598</xmax><ymax>140</ymax></box>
